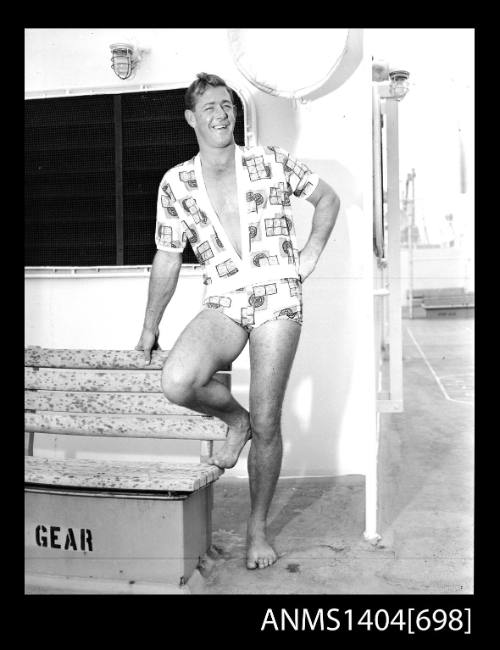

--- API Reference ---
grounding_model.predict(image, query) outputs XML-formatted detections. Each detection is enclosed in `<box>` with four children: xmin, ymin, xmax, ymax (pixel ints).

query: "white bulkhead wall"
<box><xmin>25</xmin><ymin>29</ymin><xmax>376</xmax><ymax>477</ymax></box>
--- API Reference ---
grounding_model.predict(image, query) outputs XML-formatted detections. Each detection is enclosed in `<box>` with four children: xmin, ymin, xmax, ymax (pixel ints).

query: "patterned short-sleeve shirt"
<box><xmin>155</xmin><ymin>144</ymin><xmax>319</xmax><ymax>293</ymax></box>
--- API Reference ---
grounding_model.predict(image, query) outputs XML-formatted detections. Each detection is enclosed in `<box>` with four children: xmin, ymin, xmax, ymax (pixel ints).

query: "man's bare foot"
<box><xmin>246</xmin><ymin>530</ymin><xmax>278</xmax><ymax>570</ymax></box>
<box><xmin>207</xmin><ymin>415</ymin><xmax>251</xmax><ymax>469</ymax></box>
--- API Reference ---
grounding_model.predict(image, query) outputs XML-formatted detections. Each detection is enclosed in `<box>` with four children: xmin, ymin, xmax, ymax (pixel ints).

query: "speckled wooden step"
<box><xmin>25</xmin><ymin>347</ymin><xmax>231</xmax><ymax>372</ymax></box>
<box><xmin>25</xmin><ymin>367</ymin><xmax>228</xmax><ymax>392</ymax></box>
<box><xmin>25</xmin><ymin>390</ymin><xmax>196</xmax><ymax>415</ymax></box>
<box><xmin>25</xmin><ymin>456</ymin><xmax>223</xmax><ymax>492</ymax></box>
<box><xmin>25</xmin><ymin>347</ymin><xmax>171</xmax><ymax>370</ymax></box>
<box><xmin>25</xmin><ymin>411</ymin><xmax>228</xmax><ymax>440</ymax></box>
<box><xmin>25</xmin><ymin>367</ymin><xmax>163</xmax><ymax>392</ymax></box>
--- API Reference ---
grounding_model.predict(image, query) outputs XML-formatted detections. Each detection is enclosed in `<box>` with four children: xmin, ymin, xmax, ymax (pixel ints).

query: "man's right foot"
<box><xmin>207</xmin><ymin>414</ymin><xmax>251</xmax><ymax>469</ymax></box>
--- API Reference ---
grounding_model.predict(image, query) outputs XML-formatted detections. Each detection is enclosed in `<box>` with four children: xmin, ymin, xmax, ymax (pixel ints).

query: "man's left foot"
<box><xmin>246</xmin><ymin>532</ymin><xmax>278</xmax><ymax>569</ymax></box>
<box><xmin>207</xmin><ymin>418</ymin><xmax>251</xmax><ymax>469</ymax></box>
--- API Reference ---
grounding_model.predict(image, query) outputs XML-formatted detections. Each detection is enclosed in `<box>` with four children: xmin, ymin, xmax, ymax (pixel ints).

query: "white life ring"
<box><xmin>227</xmin><ymin>28</ymin><xmax>358</xmax><ymax>100</ymax></box>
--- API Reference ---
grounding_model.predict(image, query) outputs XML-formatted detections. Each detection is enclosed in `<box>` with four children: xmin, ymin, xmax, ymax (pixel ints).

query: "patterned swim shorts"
<box><xmin>202</xmin><ymin>278</ymin><xmax>302</xmax><ymax>332</ymax></box>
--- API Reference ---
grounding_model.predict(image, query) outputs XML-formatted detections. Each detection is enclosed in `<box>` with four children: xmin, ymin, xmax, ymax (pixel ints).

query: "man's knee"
<box><xmin>250</xmin><ymin>411</ymin><xmax>282</xmax><ymax>441</ymax></box>
<box><xmin>161</xmin><ymin>365</ymin><xmax>198</xmax><ymax>406</ymax></box>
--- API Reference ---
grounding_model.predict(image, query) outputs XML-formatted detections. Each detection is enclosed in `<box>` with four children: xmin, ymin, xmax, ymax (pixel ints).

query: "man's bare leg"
<box><xmin>246</xmin><ymin>318</ymin><xmax>301</xmax><ymax>569</ymax></box>
<box><xmin>162</xmin><ymin>309</ymin><xmax>251</xmax><ymax>468</ymax></box>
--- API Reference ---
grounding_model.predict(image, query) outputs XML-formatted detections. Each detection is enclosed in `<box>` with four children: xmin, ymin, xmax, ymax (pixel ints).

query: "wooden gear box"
<box><xmin>24</xmin><ymin>347</ymin><xmax>229</xmax><ymax>594</ymax></box>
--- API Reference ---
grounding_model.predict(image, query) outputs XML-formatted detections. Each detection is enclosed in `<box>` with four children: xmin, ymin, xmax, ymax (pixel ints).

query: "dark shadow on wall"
<box><xmin>278</xmin><ymin>158</ymin><xmax>363</xmax><ymax>479</ymax></box>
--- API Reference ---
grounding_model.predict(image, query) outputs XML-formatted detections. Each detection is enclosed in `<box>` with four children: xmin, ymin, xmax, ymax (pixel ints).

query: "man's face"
<box><xmin>185</xmin><ymin>85</ymin><xmax>236</xmax><ymax>149</ymax></box>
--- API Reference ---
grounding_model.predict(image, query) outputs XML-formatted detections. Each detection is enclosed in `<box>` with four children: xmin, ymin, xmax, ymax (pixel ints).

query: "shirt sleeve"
<box><xmin>155</xmin><ymin>173</ymin><xmax>188</xmax><ymax>253</ymax></box>
<box><xmin>274</xmin><ymin>146</ymin><xmax>320</xmax><ymax>199</ymax></box>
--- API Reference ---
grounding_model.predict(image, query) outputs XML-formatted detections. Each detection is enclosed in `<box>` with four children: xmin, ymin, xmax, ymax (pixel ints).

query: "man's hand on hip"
<box><xmin>297</xmin><ymin>249</ymin><xmax>318</xmax><ymax>283</ymax></box>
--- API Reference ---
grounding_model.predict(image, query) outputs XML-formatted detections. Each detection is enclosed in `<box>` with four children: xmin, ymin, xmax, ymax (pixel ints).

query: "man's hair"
<box><xmin>185</xmin><ymin>72</ymin><xmax>235</xmax><ymax>111</ymax></box>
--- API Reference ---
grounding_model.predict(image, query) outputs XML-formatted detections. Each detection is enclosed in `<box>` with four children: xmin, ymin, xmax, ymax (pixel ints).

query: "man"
<box><xmin>136</xmin><ymin>73</ymin><xmax>340</xmax><ymax>570</ymax></box>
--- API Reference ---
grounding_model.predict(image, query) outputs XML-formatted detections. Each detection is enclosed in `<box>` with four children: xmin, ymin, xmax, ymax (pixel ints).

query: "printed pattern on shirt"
<box><xmin>269</xmin><ymin>182</ymin><xmax>292</xmax><ymax>206</ymax></box>
<box><xmin>282</xmin><ymin>277</ymin><xmax>301</xmax><ymax>297</ymax></box>
<box><xmin>182</xmin><ymin>220</ymin><xmax>198</xmax><ymax>244</ymax></box>
<box><xmin>265</xmin><ymin>216</ymin><xmax>290</xmax><ymax>237</ymax></box>
<box><xmin>196</xmin><ymin>241</ymin><xmax>214</xmax><ymax>263</ymax></box>
<box><xmin>156</xmin><ymin>223</ymin><xmax>184</xmax><ymax>249</ymax></box>
<box><xmin>246</xmin><ymin>189</ymin><xmax>268</xmax><ymax>214</ymax></box>
<box><xmin>210</xmin><ymin>231</ymin><xmax>225</xmax><ymax>252</ymax></box>
<box><xmin>216</xmin><ymin>259</ymin><xmax>239</xmax><ymax>278</ymax></box>
<box><xmin>155</xmin><ymin>146</ymin><xmax>319</xmax><ymax>290</ymax></box>
<box><xmin>252</xmin><ymin>251</ymin><xmax>279</xmax><ymax>267</ymax></box>
<box><xmin>179</xmin><ymin>170</ymin><xmax>198</xmax><ymax>190</ymax></box>
<box><xmin>243</xmin><ymin>155</ymin><xmax>272</xmax><ymax>181</ymax></box>
<box><xmin>161</xmin><ymin>183</ymin><xmax>176</xmax><ymax>203</ymax></box>
<box><xmin>160</xmin><ymin>183</ymin><xmax>179</xmax><ymax>217</ymax></box>
<box><xmin>267</xmin><ymin>145</ymin><xmax>316</xmax><ymax>197</ymax></box>
<box><xmin>248</xmin><ymin>222</ymin><xmax>263</xmax><ymax>249</ymax></box>
<box><xmin>181</xmin><ymin>196</ymin><xmax>209</xmax><ymax>226</ymax></box>
<box><xmin>279</xmin><ymin>238</ymin><xmax>297</xmax><ymax>264</ymax></box>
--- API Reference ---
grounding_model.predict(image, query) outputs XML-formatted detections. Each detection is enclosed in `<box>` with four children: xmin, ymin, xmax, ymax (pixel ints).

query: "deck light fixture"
<box><xmin>388</xmin><ymin>70</ymin><xmax>410</xmax><ymax>100</ymax></box>
<box><xmin>110</xmin><ymin>43</ymin><xmax>139</xmax><ymax>80</ymax></box>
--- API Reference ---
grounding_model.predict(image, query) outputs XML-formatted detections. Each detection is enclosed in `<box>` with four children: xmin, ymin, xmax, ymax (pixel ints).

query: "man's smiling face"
<box><xmin>185</xmin><ymin>85</ymin><xmax>236</xmax><ymax>149</ymax></box>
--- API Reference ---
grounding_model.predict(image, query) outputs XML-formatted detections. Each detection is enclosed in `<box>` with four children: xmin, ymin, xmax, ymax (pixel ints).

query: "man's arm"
<box><xmin>135</xmin><ymin>249</ymin><xmax>183</xmax><ymax>363</ymax></box>
<box><xmin>298</xmin><ymin>178</ymin><xmax>341</xmax><ymax>282</ymax></box>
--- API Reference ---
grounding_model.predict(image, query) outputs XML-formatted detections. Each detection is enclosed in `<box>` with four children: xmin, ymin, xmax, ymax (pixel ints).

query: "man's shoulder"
<box><xmin>240</xmin><ymin>144</ymin><xmax>288</xmax><ymax>159</ymax></box>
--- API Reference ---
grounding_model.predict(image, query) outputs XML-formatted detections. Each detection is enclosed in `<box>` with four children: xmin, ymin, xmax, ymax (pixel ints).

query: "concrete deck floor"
<box><xmin>196</xmin><ymin>316</ymin><xmax>474</xmax><ymax>594</ymax></box>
